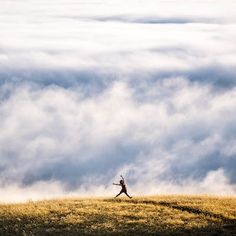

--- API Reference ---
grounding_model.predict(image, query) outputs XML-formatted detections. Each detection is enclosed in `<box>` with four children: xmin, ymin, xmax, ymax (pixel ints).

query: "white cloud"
<box><xmin>0</xmin><ymin>78</ymin><xmax>236</xmax><ymax>201</ymax></box>
<box><xmin>0</xmin><ymin>0</ymin><xmax>236</xmax><ymax>201</ymax></box>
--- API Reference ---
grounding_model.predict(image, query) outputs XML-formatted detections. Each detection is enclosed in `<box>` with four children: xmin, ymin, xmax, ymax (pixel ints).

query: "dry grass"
<box><xmin>0</xmin><ymin>195</ymin><xmax>235</xmax><ymax>235</ymax></box>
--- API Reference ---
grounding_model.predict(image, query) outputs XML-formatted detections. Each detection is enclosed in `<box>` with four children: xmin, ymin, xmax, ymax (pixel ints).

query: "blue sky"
<box><xmin>0</xmin><ymin>0</ymin><xmax>236</xmax><ymax>202</ymax></box>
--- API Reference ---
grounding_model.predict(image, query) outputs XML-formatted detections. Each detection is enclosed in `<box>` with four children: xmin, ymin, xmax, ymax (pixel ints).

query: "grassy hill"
<box><xmin>0</xmin><ymin>195</ymin><xmax>235</xmax><ymax>236</ymax></box>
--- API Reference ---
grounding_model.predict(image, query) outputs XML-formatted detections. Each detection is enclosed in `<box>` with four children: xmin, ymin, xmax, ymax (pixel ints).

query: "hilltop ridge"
<box><xmin>0</xmin><ymin>195</ymin><xmax>235</xmax><ymax>235</ymax></box>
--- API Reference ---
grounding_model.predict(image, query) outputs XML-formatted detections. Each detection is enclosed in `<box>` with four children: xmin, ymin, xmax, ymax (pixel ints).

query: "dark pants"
<box><xmin>115</xmin><ymin>189</ymin><xmax>132</xmax><ymax>198</ymax></box>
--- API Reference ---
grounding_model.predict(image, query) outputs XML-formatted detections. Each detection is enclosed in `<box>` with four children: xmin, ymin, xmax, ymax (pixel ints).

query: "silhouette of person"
<box><xmin>113</xmin><ymin>175</ymin><xmax>132</xmax><ymax>199</ymax></box>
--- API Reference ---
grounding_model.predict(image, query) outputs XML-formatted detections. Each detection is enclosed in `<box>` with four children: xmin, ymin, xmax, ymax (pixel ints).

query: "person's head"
<box><xmin>120</xmin><ymin>180</ymin><xmax>124</xmax><ymax>184</ymax></box>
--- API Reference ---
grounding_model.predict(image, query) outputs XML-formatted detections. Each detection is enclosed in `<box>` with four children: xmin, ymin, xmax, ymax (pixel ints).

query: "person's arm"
<box><xmin>113</xmin><ymin>183</ymin><xmax>120</xmax><ymax>186</ymax></box>
<box><xmin>120</xmin><ymin>175</ymin><xmax>124</xmax><ymax>182</ymax></box>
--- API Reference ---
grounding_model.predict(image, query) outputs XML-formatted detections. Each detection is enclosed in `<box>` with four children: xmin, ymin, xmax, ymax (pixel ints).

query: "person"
<box><xmin>113</xmin><ymin>175</ymin><xmax>132</xmax><ymax>199</ymax></box>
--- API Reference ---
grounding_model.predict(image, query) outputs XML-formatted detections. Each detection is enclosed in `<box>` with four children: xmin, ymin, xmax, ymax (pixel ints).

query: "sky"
<box><xmin>0</xmin><ymin>0</ymin><xmax>236</xmax><ymax>202</ymax></box>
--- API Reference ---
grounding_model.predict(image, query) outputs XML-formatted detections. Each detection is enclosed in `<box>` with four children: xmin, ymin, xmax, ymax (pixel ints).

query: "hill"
<box><xmin>0</xmin><ymin>195</ymin><xmax>235</xmax><ymax>235</ymax></box>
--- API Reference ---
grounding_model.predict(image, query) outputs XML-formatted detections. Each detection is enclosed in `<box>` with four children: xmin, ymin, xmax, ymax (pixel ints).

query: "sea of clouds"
<box><xmin>0</xmin><ymin>0</ymin><xmax>236</xmax><ymax>202</ymax></box>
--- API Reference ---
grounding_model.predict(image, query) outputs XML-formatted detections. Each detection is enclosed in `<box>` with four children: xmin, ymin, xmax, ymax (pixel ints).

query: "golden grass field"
<box><xmin>0</xmin><ymin>195</ymin><xmax>235</xmax><ymax>235</ymax></box>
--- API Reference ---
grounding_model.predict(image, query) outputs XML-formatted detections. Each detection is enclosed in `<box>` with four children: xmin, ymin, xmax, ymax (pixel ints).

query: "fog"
<box><xmin>0</xmin><ymin>0</ymin><xmax>236</xmax><ymax>202</ymax></box>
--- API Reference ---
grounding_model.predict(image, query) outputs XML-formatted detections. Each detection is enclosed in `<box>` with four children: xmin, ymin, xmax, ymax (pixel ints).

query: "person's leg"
<box><xmin>124</xmin><ymin>191</ymin><xmax>132</xmax><ymax>199</ymax></box>
<box><xmin>115</xmin><ymin>190</ymin><xmax>123</xmax><ymax>198</ymax></box>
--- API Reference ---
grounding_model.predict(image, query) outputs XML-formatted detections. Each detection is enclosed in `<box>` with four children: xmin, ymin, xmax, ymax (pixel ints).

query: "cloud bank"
<box><xmin>0</xmin><ymin>0</ymin><xmax>236</xmax><ymax>202</ymax></box>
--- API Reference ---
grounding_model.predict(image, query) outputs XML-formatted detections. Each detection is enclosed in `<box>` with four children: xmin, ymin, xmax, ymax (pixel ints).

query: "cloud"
<box><xmin>77</xmin><ymin>15</ymin><xmax>219</xmax><ymax>25</ymax></box>
<box><xmin>0</xmin><ymin>79</ymin><xmax>236</xmax><ymax>201</ymax></box>
<box><xmin>0</xmin><ymin>0</ymin><xmax>236</xmax><ymax>201</ymax></box>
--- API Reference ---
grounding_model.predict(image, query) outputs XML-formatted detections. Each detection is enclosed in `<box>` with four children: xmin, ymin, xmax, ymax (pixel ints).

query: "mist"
<box><xmin>0</xmin><ymin>0</ymin><xmax>236</xmax><ymax>202</ymax></box>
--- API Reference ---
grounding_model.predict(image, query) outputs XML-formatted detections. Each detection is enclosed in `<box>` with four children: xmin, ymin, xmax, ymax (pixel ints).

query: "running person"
<box><xmin>113</xmin><ymin>175</ymin><xmax>132</xmax><ymax>198</ymax></box>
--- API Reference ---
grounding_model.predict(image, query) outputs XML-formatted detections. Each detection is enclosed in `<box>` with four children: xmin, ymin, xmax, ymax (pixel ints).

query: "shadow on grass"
<box><xmin>0</xmin><ymin>215</ymin><xmax>233</xmax><ymax>236</ymax></box>
<box><xmin>158</xmin><ymin>201</ymin><xmax>236</xmax><ymax>224</ymax></box>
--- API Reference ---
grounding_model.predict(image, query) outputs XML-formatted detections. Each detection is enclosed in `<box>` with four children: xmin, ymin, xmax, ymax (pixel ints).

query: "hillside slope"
<box><xmin>0</xmin><ymin>195</ymin><xmax>235</xmax><ymax>235</ymax></box>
